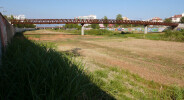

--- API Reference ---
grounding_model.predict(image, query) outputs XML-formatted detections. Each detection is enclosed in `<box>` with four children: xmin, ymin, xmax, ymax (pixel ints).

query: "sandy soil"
<box><xmin>26</xmin><ymin>30</ymin><xmax>184</xmax><ymax>86</ymax></box>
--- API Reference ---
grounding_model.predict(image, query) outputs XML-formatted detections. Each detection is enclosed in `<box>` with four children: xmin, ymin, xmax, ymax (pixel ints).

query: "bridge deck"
<box><xmin>11</xmin><ymin>19</ymin><xmax>178</xmax><ymax>27</ymax></box>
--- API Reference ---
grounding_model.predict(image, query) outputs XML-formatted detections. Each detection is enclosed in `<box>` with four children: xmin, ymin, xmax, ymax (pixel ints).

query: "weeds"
<box><xmin>161</xmin><ymin>30</ymin><xmax>184</xmax><ymax>42</ymax></box>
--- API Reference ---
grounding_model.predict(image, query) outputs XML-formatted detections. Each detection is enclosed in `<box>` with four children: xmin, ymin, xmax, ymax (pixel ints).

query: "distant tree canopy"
<box><xmin>116</xmin><ymin>14</ymin><xmax>123</xmax><ymax>20</ymax></box>
<box><xmin>164</xmin><ymin>18</ymin><xmax>172</xmax><ymax>23</ymax></box>
<box><xmin>103</xmin><ymin>16</ymin><xmax>108</xmax><ymax>28</ymax></box>
<box><xmin>180</xmin><ymin>17</ymin><xmax>184</xmax><ymax>23</ymax></box>
<box><xmin>64</xmin><ymin>24</ymin><xmax>81</xmax><ymax>30</ymax></box>
<box><xmin>3</xmin><ymin>15</ymin><xmax>8</xmax><ymax>19</ymax></box>
<box><xmin>116</xmin><ymin>14</ymin><xmax>123</xmax><ymax>27</ymax></box>
<box><xmin>91</xmin><ymin>24</ymin><xmax>100</xmax><ymax>29</ymax></box>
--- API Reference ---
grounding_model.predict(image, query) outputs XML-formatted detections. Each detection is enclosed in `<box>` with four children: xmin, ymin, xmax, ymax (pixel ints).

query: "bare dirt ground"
<box><xmin>25</xmin><ymin>30</ymin><xmax>184</xmax><ymax>86</ymax></box>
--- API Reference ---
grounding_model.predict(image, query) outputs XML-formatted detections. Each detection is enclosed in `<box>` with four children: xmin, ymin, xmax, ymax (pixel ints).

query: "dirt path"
<box><xmin>25</xmin><ymin>30</ymin><xmax>184</xmax><ymax>86</ymax></box>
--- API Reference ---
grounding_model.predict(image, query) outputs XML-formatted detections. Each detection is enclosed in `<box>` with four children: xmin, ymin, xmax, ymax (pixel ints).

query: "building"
<box><xmin>171</xmin><ymin>13</ymin><xmax>184</xmax><ymax>23</ymax></box>
<box><xmin>99</xmin><ymin>24</ymin><xmax>105</xmax><ymax>29</ymax></box>
<box><xmin>14</xmin><ymin>15</ymin><xmax>26</xmax><ymax>20</ymax></box>
<box><xmin>168</xmin><ymin>12</ymin><xmax>184</xmax><ymax>23</ymax></box>
<box><xmin>75</xmin><ymin>15</ymin><xmax>97</xmax><ymax>26</ymax></box>
<box><xmin>75</xmin><ymin>15</ymin><xmax>97</xmax><ymax>19</ymax></box>
<box><xmin>7</xmin><ymin>15</ymin><xmax>26</xmax><ymax>20</ymax></box>
<box><xmin>150</xmin><ymin>17</ymin><xmax>163</xmax><ymax>22</ymax></box>
<box><xmin>122</xmin><ymin>17</ymin><xmax>130</xmax><ymax>20</ymax></box>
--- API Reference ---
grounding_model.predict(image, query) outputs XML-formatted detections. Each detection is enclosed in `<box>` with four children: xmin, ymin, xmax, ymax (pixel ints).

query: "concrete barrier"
<box><xmin>0</xmin><ymin>13</ymin><xmax>15</xmax><ymax>64</ymax></box>
<box><xmin>15</xmin><ymin>27</ymin><xmax>36</xmax><ymax>33</ymax></box>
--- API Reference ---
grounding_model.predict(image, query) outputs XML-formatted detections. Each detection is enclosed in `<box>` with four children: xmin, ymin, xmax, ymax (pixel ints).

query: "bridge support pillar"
<box><xmin>81</xmin><ymin>23</ymin><xmax>84</xmax><ymax>35</ymax></box>
<box><xmin>171</xmin><ymin>26</ymin><xmax>177</xmax><ymax>30</ymax></box>
<box><xmin>144</xmin><ymin>25</ymin><xmax>148</xmax><ymax>34</ymax></box>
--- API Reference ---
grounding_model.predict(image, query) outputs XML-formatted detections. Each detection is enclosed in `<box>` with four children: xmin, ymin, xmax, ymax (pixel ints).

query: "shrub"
<box><xmin>161</xmin><ymin>30</ymin><xmax>184</xmax><ymax>42</ymax></box>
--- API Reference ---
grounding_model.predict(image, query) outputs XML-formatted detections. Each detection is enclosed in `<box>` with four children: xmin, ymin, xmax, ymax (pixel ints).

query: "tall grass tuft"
<box><xmin>0</xmin><ymin>33</ymin><xmax>114</xmax><ymax>100</ymax></box>
<box><xmin>161</xmin><ymin>30</ymin><xmax>184</xmax><ymax>42</ymax></box>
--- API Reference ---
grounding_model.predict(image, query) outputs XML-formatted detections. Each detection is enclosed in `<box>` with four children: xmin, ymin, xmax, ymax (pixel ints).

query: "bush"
<box><xmin>121</xmin><ymin>31</ymin><xmax>132</xmax><ymax>34</ymax></box>
<box><xmin>161</xmin><ymin>30</ymin><xmax>184</xmax><ymax>42</ymax></box>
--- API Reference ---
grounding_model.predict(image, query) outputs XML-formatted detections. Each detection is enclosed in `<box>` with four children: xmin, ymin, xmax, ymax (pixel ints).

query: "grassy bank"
<box><xmin>53</xmin><ymin>29</ymin><xmax>184</xmax><ymax>42</ymax></box>
<box><xmin>0</xmin><ymin>33</ymin><xmax>114</xmax><ymax>100</ymax></box>
<box><xmin>92</xmin><ymin>63</ymin><xmax>184</xmax><ymax>100</ymax></box>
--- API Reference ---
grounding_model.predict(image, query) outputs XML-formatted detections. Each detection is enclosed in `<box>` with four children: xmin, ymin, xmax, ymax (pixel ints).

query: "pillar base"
<box><xmin>81</xmin><ymin>23</ymin><xmax>84</xmax><ymax>35</ymax></box>
<box><xmin>144</xmin><ymin>25</ymin><xmax>148</xmax><ymax>34</ymax></box>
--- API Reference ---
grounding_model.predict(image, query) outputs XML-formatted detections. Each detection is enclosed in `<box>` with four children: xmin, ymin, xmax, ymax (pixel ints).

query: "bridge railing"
<box><xmin>11</xmin><ymin>19</ymin><xmax>179</xmax><ymax>27</ymax></box>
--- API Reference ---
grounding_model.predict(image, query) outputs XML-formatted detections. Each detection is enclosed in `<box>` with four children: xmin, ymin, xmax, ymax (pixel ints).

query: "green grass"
<box><xmin>92</xmin><ymin>63</ymin><xmax>184</xmax><ymax>100</ymax></box>
<box><xmin>52</xmin><ymin>29</ymin><xmax>81</xmax><ymax>34</ymax></box>
<box><xmin>0</xmin><ymin>33</ymin><xmax>114</xmax><ymax>100</ymax></box>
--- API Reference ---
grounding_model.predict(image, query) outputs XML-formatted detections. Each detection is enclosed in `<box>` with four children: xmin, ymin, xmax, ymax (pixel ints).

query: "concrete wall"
<box><xmin>15</xmin><ymin>27</ymin><xmax>36</xmax><ymax>33</ymax></box>
<box><xmin>177</xmin><ymin>24</ymin><xmax>184</xmax><ymax>28</ymax></box>
<box><xmin>101</xmin><ymin>27</ymin><xmax>167</xmax><ymax>33</ymax></box>
<box><xmin>0</xmin><ymin>13</ymin><xmax>15</xmax><ymax>64</ymax></box>
<box><xmin>175</xmin><ymin>24</ymin><xmax>184</xmax><ymax>30</ymax></box>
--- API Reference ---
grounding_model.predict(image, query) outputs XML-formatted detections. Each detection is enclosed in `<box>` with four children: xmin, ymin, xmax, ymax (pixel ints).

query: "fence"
<box><xmin>0</xmin><ymin>13</ymin><xmax>15</xmax><ymax>64</ymax></box>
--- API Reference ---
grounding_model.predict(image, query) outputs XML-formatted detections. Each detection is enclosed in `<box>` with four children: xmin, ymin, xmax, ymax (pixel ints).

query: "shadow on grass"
<box><xmin>0</xmin><ymin>33</ymin><xmax>115</xmax><ymax>100</ymax></box>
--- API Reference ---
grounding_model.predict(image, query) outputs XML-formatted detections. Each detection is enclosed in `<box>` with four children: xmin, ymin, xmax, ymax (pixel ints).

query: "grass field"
<box><xmin>1</xmin><ymin>29</ymin><xmax>184</xmax><ymax>99</ymax></box>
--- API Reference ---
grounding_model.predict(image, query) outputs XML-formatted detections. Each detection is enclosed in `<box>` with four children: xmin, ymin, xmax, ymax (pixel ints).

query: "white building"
<box><xmin>75</xmin><ymin>15</ymin><xmax>97</xmax><ymax>19</ymax></box>
<box><xmin>8</xmin><ymin>15</ymin><xmax>26</xmax><ymax>20</ymax></box>
<box><xmin>149</xmin><ymin>17</ymin><xmax>163</xmax><ymax>22</ymax></box>
<box><xmin>75</xmin><ymin>15</ymin><xmax>97</xmax><ymax>26</ymax></box>
<box><xmin>171</xmin><ymin>12</ymin><xmax>184</xmax><ymax>23</ymax></box>
<box><xmin>122</xmin><ymin>17</ymin><xmax>130</xmax><ymax>20</ymax></box>
<box><xmin>14</xmin><ymin>15</ymin><xmax>26</xmax><ymax>20</ymax></box>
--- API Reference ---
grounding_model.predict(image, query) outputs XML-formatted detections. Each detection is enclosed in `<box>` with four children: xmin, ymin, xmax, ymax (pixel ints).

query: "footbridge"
<box><xmin>11</xmin><ymin>19</ymin><xmax>179</xmax><ymax>35</ymax></box>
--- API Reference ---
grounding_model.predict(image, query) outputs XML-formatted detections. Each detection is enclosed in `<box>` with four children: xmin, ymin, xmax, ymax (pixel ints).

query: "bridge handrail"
<box><xmin>11</xmin><ymin>19</ymin><xmax>179</xmax><ymax>27</ymax></box>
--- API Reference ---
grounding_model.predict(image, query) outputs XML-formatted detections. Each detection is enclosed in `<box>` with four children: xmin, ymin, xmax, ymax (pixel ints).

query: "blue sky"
<box><xmin>0</xmin><ymin>0</ymin><xmax>184</xmax><ymax>20</ymax></box>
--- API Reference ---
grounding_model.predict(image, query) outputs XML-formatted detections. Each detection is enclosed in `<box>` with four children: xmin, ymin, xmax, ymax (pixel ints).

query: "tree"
<box><xmin>10</xmin><ymin>15</ymin><xmax>14</xmax><ymax>20</ymax></box>
<box><xmin>116</xmin><ymin>14</ymin><xmax>123</xmax><ymax>20</ymax></box>
<box><xmin>180</xmin><ymin>17</ymin><xmax>184</xmax><ymax>23</ymax></box>
<box><xmin>65</xmin><ymin>24</ymin><xmax>78</xmax><ymax>28</ymax></box>
<box><xmin>103</xmin><ymin>16</ymin><xmax>108</xmax><ymax>28</ymax></box>
<box><xmin>3</xmin><ymin>15</ymin><xmax>8</xmax><ymax>19</ymax></box>
<box><xmin>91</xmin><ymin>24</ymin><xmax>100</xmax><ymax>29</ymax></box>
<box><xmin>164</xmin><ymin>18</ymin><xmax>172</xmax><ymax>23</ymax></box>
<box><xmin>116</xmin><ymin>14</ymin><xmax>123</xmax><ymax>27</ymax></box>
